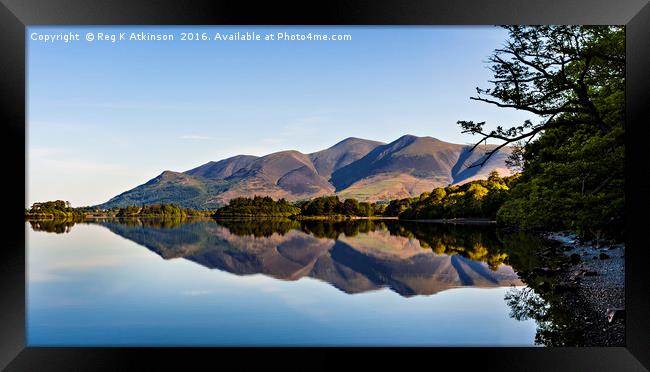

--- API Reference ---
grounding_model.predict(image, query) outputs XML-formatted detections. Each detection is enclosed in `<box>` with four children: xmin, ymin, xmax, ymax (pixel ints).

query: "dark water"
<box><xmin>27</xmin><ymin>218</ymin><xmax>569</xmax><ymax>346</ymax></box>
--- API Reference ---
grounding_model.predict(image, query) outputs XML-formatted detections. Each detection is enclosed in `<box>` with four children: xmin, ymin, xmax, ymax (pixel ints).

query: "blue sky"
<box><xmin>28</xmin><ymin>26</ymin><xmax>538</xmax><ymax>207</ymax></box>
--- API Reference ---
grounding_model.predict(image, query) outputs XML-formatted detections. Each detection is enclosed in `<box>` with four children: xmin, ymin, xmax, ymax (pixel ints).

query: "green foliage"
<box><xmin>301</xmin><ymin>196</ymin><xmax>341</xmax><ymax>216</ymax></box>
<box><xmin>115</xmin><ymin>203</ymin><xmax>213</xmax><ymax>218</ymax></box>
<box><xmin>214</xmin><ymin>196</ymin><xmax>301</xmax><ymax>217</ymax></box>
<box><xmin>384</xmin><ymin>198</ymin><xmax>416</xmax><ymax>217</ymax></box>
<box><xmin>493</xmin><ymin>26</ymin><xmax>625</xmax><ymax>241</ymax></box>
<box><xmin>497</xmin><ymin>125</ymin><xmax>624</xmax><ymax>240</ymax></box>
<box><xmin>25</xmin><ymin>200</ymin><xmax>85</xmax><ymax>220</ymax></box>
<box><xmin>397</xmin><ymin>174</ymin><xmax>518</xmax><ymax>220</ymax></box>
<box><xmin>213</xmin><ymin>195</ymin><xmax>386</xmax><ymax>218</ymax></box>
<box><xmin>300</xmin><ymin>196</ymin><xmax>383</xmax><ymax>217</ymax></box>
<box><xmin>457</xmin><ymin>26</ymin><xmax>624</xmax><ymax>241</ymax></box>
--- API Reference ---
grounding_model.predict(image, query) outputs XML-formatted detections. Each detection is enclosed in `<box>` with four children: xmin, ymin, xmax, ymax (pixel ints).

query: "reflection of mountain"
<box><xmin>100</xmin><ymin>220</ymin><xmax>522</xmax><ymax>297</ymax></box>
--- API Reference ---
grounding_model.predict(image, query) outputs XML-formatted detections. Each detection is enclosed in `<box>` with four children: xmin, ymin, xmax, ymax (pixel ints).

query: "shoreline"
<box><xmin>291</xmin><ymin>216</ymin><xmax>398</xmax><ymax>221</ymax></box>
<box><xmin>540</xmin><ymin>231</ymin><xmax>625</xmax><ymax>346</ymax></box>
<box><xmin>400</xmin><ymin>218</ymin><xmax>496</xmax><ymax>225</ymax></box>
<box><xmin>81</xmin><ymin>215</ymin><xmax>212</xmax><ymax>219</ymax></box>
<box><xmin>31</xmin><ymin>213</ymin><xmax>495</xmax><ymax>224</ymax></box>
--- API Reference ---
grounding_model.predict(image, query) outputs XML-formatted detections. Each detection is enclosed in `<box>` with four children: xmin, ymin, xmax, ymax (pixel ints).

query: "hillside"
<box><xmin>98</xmin><ymin>135</ymin><xmax>511</xmax><ymax>209</ymax></box>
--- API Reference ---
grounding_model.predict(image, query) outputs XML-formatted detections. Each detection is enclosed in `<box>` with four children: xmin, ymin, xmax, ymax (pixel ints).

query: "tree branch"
<box><xmin>461</xmin><ymin>114</ymin><xmax>588</xmax><ymax>169</ymax></box>
<box><xmin>590</xmin><ymin>173</ymin><xmax>616</xmax><ymax>195</ymax></box>
<box><xmin>469</xmin><ymin>96</ymin><xmax>587</xmax><ymax>116</ymax></box>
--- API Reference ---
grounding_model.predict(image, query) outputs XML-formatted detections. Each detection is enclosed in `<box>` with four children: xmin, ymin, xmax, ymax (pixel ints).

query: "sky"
<box><xmin>27</xmin><ymin>26</ymin><xmax>538</xmax><ymax>207</ymax></box>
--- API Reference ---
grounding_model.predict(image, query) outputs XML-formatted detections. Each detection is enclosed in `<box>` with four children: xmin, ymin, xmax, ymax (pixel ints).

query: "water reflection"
<box><xmin>26</xmin><ymin>218</ymin><xmax>589</xmax><ymax>346</ymax></box>
<box><xmin>28</xmin><ymin>218</ymin><xmax>78</xmax><ymax>234</ymax></box>
<box><xmin>88</xmin><ymin>218</ymin><xmax>522</xmax><ymax>297</ymax></box>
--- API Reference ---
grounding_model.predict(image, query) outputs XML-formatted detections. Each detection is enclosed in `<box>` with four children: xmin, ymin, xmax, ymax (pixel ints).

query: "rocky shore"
<box><xmin>541</xmin><ymin>231</ymin><xmax>625</xmax><ymax>346</ymax></box>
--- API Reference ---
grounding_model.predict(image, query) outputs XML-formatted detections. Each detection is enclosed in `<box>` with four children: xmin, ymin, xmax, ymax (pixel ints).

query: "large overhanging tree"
<box><xmin>458</xmin><ymin>25</ymin><xmax>625</xmax><ymax>168</ymax></box>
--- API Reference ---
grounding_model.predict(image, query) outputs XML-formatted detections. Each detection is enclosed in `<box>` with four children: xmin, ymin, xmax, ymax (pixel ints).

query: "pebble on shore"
<box><xmin>542</xmin><ymin>231</ymin><xmax>625</xmax><ymax>346</ymax></box>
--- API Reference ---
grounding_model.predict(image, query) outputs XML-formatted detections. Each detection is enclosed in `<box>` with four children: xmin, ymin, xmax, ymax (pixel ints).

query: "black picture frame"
<box><xmin>2</xmin><ymin>0</ymin><xmax>649</xmax><ymax>370</ymax></box>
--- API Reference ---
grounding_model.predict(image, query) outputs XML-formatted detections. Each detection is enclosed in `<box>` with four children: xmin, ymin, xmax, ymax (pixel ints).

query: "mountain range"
<box><xmin>99</xmin><ymin>134</ymin><xmax>511</xmax><ymax>209</ymax></box>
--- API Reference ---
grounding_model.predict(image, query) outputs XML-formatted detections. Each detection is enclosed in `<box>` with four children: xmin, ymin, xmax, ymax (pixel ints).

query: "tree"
<box><xmin>341</xmin><ymin>198</ymin><xmax>360</xmax><ymax>215</ymax></box>
<box><xmin>458</xmin><ymin>26</ymin><xmax>625</xmax><ymax>239</ymax></box>
<box><xmin>214</xmin><ymin>196</ymin><xmax>301</xmax><ymax>217</ymax></box>
<box><xmin>25</xmin><ymin>200</ymin><xmax>85</xmax><ymax>220</ymax></box>
<box><xmin>458</xmin><ymin>26</ymin><xmax>624</xmax><ymax>168</ymax></box>
<box><xmin>384</xmin><ymin>198</ymin><xmax>414</xmax><ymax>217</ymax></box>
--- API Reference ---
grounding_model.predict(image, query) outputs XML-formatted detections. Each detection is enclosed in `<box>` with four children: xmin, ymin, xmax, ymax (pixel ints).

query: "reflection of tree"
<box><xmin>388</xmin><ymin>222</ymin><xmax>510</xmax><ymax>271</ymax></box>
<box><xmin>90</xmin><ymin>217</ymin><xmax>208</xmax><ymax>229</ymax></box>
<box><xmin>28</xmin><ymin>219</ymin><xmax>79</xmax><ymax>234</ymax></box>
<box><xmin>499</xmin><ymin>231</ymin><xmax>589</xmax><ymax>346</ymax></box>
<box><xmin>505</xmin><ymin>287</ymin><xmax>549</xmax><ymax>321</ymax></box>
<box><xmin>300</xmin><ymin>220</ymin><xmax>386</xmax><ymax>239</ymax></box>
<box><xmin>505</xmin><ymin>286</ymin><xmax>584</xmax><ymax>346</ymax></box>
<box><xmin>468</xmin><ymin>243</ymin><xmax>509</xmax><ymax>271</ymax></box>
<box><xmin>216</xmin><ymin>218</ymin><xmax>300</xmax><ymax>237</ymax></box>
<box><xmin>386</xmin><ymin>221</ymin><xmax>597</xmax><ymax>346</ymax></box>
<box><xmin>139</xmin><ymin>218</ymin><xmax>184</xmax><ymax>228</ymax></box>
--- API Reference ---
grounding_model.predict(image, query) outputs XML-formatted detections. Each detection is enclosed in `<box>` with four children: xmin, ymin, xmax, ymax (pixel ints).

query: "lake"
<box><xmin>27</xmin><ymin>218</ymin><xmax>549</xmax><ymax>346</ymax></box>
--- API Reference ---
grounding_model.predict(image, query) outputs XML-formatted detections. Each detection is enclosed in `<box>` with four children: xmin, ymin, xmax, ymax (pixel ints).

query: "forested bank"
<box><xmin>453</xmin><ymin>26</ymin><xmax>624</xmax><ymax>242</ymax></box>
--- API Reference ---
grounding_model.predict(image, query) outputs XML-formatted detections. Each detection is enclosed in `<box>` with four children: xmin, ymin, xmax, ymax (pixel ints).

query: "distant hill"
<box><xmin>98</xmin><ymin>135</ymin><xmax>511</xmax><ymax>209</ymax></box>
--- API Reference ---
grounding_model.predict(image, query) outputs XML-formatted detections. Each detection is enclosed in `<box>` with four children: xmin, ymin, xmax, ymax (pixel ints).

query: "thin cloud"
<box><xmin>180</xmin><ymin>135</ymin><xmax>214</xmax><ymax>140</ymax></box>
<box><xmin>181</xmin><ymin>289</ymin><xmax>214</xmax><ymax>296</ymax></box>
<box><xmin>35</xmin><ymin>158</ymin><xmax>134</xmax><ymax>175</ymax></box>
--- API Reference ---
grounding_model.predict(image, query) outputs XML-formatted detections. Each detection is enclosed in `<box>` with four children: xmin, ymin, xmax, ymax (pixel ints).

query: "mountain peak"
<box><xmin>393</xmin><ymin>134</ymin><xmax>419</xmax><ymax>145</ymax></box>
<box><xmin>387</xmin><ymin>134</ymin><xmax>420</xmax><ymax>150</ymax></box>
<box><xmin>142</xmin><ymin>170</ymin><xmax>187</xmax><ymax>186</ymax></box>
<box><xmin>328</xmin><ymin>136</ymin><xmax>383</xmax><ymax>149</ymax></box>
<box><xmin>309</xmin><ymin>137</ymin><xmax>385</xmax><ymax>178</ymax></box>
<box><xmin>159</xmin><ymin>170</ymin><xmax>177</xmax><ymax>178</ymax></box>
<box><xmin>398</xmin><ymin>134</ymin><xmax>418</xmax><ymax>140</ymax></box>
<box><xmin>394</xmin><ymin>134</ymin><xmax>443</xmax><ymax>142</ymax></box>
<box><xmin>336</xmin><ymin>136</ymin><xmax>366</xmax><ymax>144</ymax></box>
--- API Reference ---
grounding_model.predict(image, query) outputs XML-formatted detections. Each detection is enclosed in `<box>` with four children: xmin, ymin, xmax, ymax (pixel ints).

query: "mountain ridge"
<box><xmin>98</xmin><ymin>135</ymin><xmax>512</xmax><ymax>209</ymax></box>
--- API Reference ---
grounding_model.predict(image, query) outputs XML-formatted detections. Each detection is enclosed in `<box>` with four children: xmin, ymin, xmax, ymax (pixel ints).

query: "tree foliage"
<box><xmin>115</xmin><ymin>203</ymin><xmax>212</xmax><ymax>218</ymax></box>
<box><xmin>388</xmin><ymin>173</ymin><xmax>519</xmax><ymax>220</ymax></box>
<box><xmin>458</xmin><ymin>26</ymin><xmax>624</xmax><ymax>240</ymax></box>
<box><xmin>458</xmin><ymin>26</ymin><xmax>624</xmax><ymax>165</ymax></box>
<box><xmin>214</xmin><ymin>196</ymin><xmax>301</xmax><ymax>217</ymax></box>
<box><xmin>25</xmin><ymin>200</ymin><xmax>85</xmax><ymax>220</ymax></box>
<box><xmin>299</xmin><ymin>196</ymin><xmax>384</xmax><ymax>217</ymax></box>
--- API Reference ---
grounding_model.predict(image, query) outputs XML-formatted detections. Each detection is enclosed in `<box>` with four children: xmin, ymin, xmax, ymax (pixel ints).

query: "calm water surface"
<box><xmin>27</xmin><ymin>219</ymin><xmax>543</xmax><ymax>346</ymax></box>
